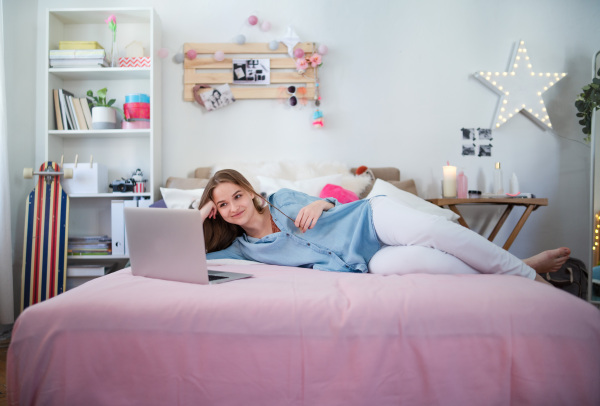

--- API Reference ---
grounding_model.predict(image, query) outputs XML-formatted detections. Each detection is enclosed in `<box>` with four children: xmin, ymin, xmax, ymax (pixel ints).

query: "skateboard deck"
<box><xmin>21</xmin><ymin>161</ymin><xmax>69</xmax><ymax>311</ymax></box>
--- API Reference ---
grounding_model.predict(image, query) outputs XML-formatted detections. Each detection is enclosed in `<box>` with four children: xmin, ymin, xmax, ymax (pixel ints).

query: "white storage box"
<box><xmin>62</xmin><ymin>163</ymin><xmax>108</xmax><ymax>194</ymax></box>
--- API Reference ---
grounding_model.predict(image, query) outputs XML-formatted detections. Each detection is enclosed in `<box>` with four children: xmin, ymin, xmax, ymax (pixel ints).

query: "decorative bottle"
<box><xmin>494</xmin><ymin>162</ymin><xmax>504</xmax><ymax>195</ymax></box>
<box><xmin>457</xmin><ymin>170</ymin><xmax>468</xmax><ymax>198</ymax></box>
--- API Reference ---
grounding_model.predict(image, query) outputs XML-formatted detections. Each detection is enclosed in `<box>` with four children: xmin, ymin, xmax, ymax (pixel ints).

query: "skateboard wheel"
<box><xmin>63</xmin><ymin>168</ymin><xmax>73</xmax><ymax>179</ymax></box>
<box><xmin>23</xmin><ymin>168</ymin><xmax>33</xmax><ymax>179</ymax></box>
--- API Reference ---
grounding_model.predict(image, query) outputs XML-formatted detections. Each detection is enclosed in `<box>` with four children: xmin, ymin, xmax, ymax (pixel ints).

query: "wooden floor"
<box><xmin>0</xmin><ymin>341</ymin><xmax>7</xmax><ymax>406</ymax></box>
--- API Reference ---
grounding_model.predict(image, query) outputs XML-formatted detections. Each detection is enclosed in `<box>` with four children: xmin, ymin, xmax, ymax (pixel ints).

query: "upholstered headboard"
<box><xmin>165</xmin><ymin>167</ymin><xmax>417</xmax><ymax>198</ymax></box>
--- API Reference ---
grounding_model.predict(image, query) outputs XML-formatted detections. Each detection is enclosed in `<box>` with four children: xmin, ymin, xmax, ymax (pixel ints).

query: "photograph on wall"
<box><xmin>462</xmin><ymin>144</ymin><xmax>476</xmax><ymax>156</ymax></box>
<box><xmin>478</xmin><ymin>144</ymin><xmax>492</xmax><ymax>157</ymax></box>
<box><xmin>200</xmin><ymin>84</ymin><xmax>235</xmax><ymax>112</ymax></box>
<box><xmin>478</xmin><ymin>128</ymin><xmax>493</xmax><ymax>140</ymax></box>
<box><xmin>232</xmin><ymin>59</ymin><xmax>271</xmax><ymax>85</ymax></box>
<box><xmin>461</xmin><ymin>128</ymin><xmax>476</xmax><ymax>140</ymax></box>
<box><xmin>461</xmin><ymin>128</ymin><xmax>493</xmax><ymax>157</ymax></box>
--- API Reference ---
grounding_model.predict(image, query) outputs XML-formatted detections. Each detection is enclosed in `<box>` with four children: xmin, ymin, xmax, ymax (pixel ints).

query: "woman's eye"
<box><xmin>235</xmin><ymin>194</ymin><xmax>242</xmax><ymax>199</ymax></box>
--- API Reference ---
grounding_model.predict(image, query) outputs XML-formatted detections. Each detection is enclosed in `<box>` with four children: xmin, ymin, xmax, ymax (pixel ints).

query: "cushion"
<box><xmin>320</xmin><ymin>184</ymin><xmax>359</xmax><ymax>204</ymax></box>
<box><xmin>160</xmin><ymin>187</ymin><xmax>205</xmax><ymax>209</ymax></box>
<box><xmin>366</xmin><ymin>179</ymin><xmax>460</xmax><ymax>222</ymax></box>
<box><xmin>165</xmin><ymin>177</ymin><xmax>208</xmax><ymax>190</ymax></box>
<box><xmin>257</xmin><ymin>174</ymin><xmax>344</xmax><ymax>197</ymax></box>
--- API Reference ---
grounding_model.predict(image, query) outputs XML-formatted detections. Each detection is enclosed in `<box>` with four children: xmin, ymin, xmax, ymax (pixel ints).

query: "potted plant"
<box><xmin>86</xmin><ymin>87</ymin><xmax>124</xmax><ymax>129</ymax></box>
<box><xmin>575</xmin><ymin>67</ymin><xmax>600</xmax><ymax>142</ymax></box>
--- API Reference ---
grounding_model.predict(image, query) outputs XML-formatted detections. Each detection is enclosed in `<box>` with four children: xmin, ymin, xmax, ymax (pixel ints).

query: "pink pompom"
<box><xmin>317</xmin><ymin>44</ymin><xmax>328</xmax><ymax>55</ymax></box>
<box><xmin>294</xmin><ymin>48</ymin><xmax>305</xmax><ymax>59</ymax></box>
<box><xmin>260</xmin><ymin>21</ymin><xmax>271</xmax><ymax>31</ymax></box>
<box><xmin>186</xmin><ymin>49</ymin><xmax>197</xmax><ymax>60</ymax></box>
<box><xmin>214</xmin><ymin>50</ymin><xmax>225</xmax><ymax>61</ymax></box>
<box><xmin>248</xmin><ymin>15</ymin><xmax>258</xmax><ymax>25</ymax></box>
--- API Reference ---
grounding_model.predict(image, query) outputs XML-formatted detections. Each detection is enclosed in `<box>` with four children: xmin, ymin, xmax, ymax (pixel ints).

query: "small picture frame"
<box><xmin>232</xmin><ymin>59</ymin><xmax>271</xmax><ymax>85</ymax></box>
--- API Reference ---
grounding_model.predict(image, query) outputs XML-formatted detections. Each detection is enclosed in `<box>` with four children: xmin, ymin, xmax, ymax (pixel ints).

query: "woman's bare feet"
<box><xmin>524</xmin><ymin>247</ymin><xmax>571</xmax><ymax>274</ymax></box>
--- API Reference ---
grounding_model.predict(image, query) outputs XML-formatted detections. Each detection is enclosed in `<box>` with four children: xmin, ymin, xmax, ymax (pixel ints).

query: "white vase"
<box><xmin>91</xmin><ymin>106</ymin><xmax>117</xmax><ymax>129</ymax></box>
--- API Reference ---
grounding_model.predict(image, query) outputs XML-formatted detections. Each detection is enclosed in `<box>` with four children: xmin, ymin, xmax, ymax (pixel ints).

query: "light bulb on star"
<box><xmin>474</xmin><ymin>40</ymin><xmax>567</xmax><ymax>130</ymax></box>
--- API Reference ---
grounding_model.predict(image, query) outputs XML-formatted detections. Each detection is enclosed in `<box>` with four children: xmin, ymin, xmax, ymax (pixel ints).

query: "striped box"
<box><xmin>119</xmin><ymin>57</ymin><xmax>151</xmax><ymax>68</ymax></box>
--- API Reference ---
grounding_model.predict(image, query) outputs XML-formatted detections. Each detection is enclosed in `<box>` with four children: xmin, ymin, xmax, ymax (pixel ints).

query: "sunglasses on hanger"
<box><xmin>281</xmin><ymin>86</ymin><xmax>307</xmax><ymax>107</ymax></box>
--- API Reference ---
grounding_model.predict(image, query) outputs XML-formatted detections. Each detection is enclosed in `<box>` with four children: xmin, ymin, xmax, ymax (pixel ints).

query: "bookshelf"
<box><xmin>43</xmin><ymin>8</ymin><xmax>161</xmax><ymax>268</ymax></box>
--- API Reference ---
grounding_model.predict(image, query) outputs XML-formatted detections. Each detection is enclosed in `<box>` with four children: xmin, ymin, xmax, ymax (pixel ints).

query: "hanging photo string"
<box><xmin>294</xmin><ymin>43</ymin><xmax>327</xmax><ymax>128</ymax></box>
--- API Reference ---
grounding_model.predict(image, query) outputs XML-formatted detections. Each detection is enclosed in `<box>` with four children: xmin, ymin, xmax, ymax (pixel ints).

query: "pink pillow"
<box><xmin>319</xmin><ymin>184</ymin><xmax>359</xmax><ymax>204</ymax></box>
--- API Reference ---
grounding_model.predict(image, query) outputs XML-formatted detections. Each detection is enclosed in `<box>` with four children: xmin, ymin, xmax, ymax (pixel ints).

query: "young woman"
<box><xmin>199</xmin><ymin>169</ymin><xmax>570</xmax><ymax>283</ymax></box>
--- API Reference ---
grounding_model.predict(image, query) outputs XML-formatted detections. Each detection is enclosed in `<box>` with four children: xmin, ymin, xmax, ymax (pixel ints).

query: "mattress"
<box><xmin>7</xmin><ymin>263</ymin><xmax>600</xmax><ymax>405</ymax></box>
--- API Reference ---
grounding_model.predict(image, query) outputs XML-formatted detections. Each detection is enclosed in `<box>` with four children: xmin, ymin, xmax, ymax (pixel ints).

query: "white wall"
<box><xmin>5</xmin><ymin>0</ymin><xmax>600</xmax><ymax>312</ymax></box>
<box><xmin>3</xmin><ymin>0</ymin><xmax>38</xmax><ymax>315</ymax></box>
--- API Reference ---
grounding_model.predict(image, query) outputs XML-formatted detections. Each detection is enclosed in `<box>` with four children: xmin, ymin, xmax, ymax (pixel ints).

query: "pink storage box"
<box><xmin>122</xmin><ymin>120</ymin><xmax>150</xmax><ymax>130</ymax></box>
<box><xmin>119</xmin><ymin>57</ymin><xmax>151</xmax><ymax>67</ymax></box>
<box><xmin>124</xmin><ymin>102</ymin><xmax>150</xmax><ymax>120</ymax></box>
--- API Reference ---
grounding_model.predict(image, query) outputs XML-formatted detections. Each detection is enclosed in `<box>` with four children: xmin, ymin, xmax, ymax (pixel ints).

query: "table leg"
<box><xmin>488</xmin><ymin>206</ymin><xmax>513</xmax><ymax>242</ymax></box>
<box><xmin>502</xmin><ymin>205</ymin><xmax>537</xmax><ymax>250</ymax></box>
<box><xmin>447</xmin><ymin>205</ymin><xmax>469</xmax><ymax>228</ymax></box>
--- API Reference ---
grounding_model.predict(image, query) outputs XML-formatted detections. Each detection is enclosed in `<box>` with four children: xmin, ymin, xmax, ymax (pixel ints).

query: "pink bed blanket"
<box><xmin>7</xmin><ymin>264</ymin><xmax>600</xmax><ymax>405</ymax></box>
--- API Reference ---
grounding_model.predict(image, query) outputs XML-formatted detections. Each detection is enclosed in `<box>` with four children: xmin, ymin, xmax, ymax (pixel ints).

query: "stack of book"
<box><xmin>68</xmin><ymin>235</ymin><xmax>112</xmax><ymax>256</ymax></box>
<box><xmin>53</xmin><ymin>88</ymin><xmax>94</xmax><ymax>130</ymax></box>
<box><xmin>49</xmin><ymin>49</ymin><xmax>109</xmax><ymax>68</ymax></box>
<box><xmin>66</xmin><ymin>264</ymin><xmax>108</xmax><ymax>290</ymax></box>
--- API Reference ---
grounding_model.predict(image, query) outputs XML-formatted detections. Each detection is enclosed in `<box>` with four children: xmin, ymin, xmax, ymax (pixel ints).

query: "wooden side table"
<box><xmin>427</xmin><ymin>198</ymin><xmax>548</xmax><ymax>250</ymax></box>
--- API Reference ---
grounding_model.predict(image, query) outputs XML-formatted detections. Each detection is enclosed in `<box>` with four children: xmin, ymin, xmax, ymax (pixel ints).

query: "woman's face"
<box><xmin>211</xmin><ymin>182</ymin><xmax>257</xmax><ymax>226</ymax></box>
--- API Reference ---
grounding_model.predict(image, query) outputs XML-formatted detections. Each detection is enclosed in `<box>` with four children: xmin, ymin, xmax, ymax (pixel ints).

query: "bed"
<box><xmin>7</xmin><ymin>166</ymin><xmax>600</xmax><ymax>405</ymax></box>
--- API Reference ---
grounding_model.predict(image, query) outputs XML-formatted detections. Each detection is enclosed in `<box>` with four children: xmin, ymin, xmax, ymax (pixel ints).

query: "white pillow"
<box><xmin>257</xmin><ymin>174</ymin><xmax>344</xmax><ymax>197</ymax></box>
<box><xmin>366</xmin><ymin>179</ymin><xmax>460</xmax><ymax>222</ymax></box>
<box><xmin>160</xmin><ymin>187</ymin><xmax>205</xmax><ymax>209</ymax></box>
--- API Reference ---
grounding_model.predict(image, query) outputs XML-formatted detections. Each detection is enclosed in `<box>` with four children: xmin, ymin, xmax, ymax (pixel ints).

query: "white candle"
<box><xmin>442</xmin><ymin>165</ymin><xmax>457</xmax><ymax>197</ymax></box>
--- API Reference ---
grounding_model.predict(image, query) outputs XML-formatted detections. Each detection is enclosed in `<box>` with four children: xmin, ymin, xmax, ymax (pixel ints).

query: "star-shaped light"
<box><xmin>280</xmin><ymin>26</ymin><xmax>300</xmax><ymax>58</ymax></box>
<box><xmin>474</xmin><ymin>40</ymin><xmax>567</xmax><ymax>130</ymax></box>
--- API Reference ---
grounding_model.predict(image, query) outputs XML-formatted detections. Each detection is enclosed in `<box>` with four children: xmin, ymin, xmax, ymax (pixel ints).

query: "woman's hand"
<box><xmin>199</xmin><ymin>200</ymin><xmax>217</xmax><ymax>222</ymax></box>
<box><xmin>295</xmin><ymin>200</ymin><xmax>334</xmax><ymax>233</ymax></box>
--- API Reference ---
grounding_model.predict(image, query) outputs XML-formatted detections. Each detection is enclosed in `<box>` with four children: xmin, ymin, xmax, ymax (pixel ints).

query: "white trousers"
<box><xmin>367</xmin><ymin>197</ymin><xmax>536</xmax><ymax>279</ymax></box>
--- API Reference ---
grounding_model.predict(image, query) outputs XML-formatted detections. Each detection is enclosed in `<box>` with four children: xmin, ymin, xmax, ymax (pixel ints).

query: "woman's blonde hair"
<box><xmin>199</xmin><ymin>169</ymin><xmax>265</xmax><ymax>253</ymax></box>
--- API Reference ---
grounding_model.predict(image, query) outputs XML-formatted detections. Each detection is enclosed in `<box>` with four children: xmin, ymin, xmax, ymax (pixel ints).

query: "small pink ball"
<box><xmin>157</xmin><ymin>48</ymin><xmax>169</xmax><ymax>59</ymax></box>
<box><xmin>248</xmin><ymin>15</ymin><xmax>258</xmax><ymax>25</ymax></box>
<box><xmin>260</xmin><ymin>21</ymin><xmax>271</xmax><ymax>31</ymax></box>
<box><xmin>294</xmin><ymin>48</ymin><xmax>305</xmax><ymax>59</ymax></box>
<box><xmin>186</xmin><ymin>49</ymin><xmax>197</xmax><ymax>60</ymax></box>
<box><xmin>317</xmin><ymin>44</ymin><xmax>328</xmax><ymax>55</ymax></box>
<box><xmin>214</xmin><ymin>50</ymin><xmax>225</xmax><ymax>61</ymax></box>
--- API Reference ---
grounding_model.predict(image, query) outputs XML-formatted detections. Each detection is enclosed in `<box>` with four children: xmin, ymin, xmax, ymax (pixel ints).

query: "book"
<box><xmin>49</xmin><ymin>49</ymin><xmax>106</xmax><ymax>59</ymax></box>
<box><xmin>53</xmin><ymin>89</ymin><xmax>63</xmax><ymax>131</ymax></box>
<box><xmin>79</xmin><ymin>98</ymin><xmax>93</xmax><ymax>129</ymax></box>
<box><xmin>67</xmin><ymin>265</ymin><xmax>106</xmax><ymax>277</ymax></box>
<box><xmin>67</xmin><ymin>95</ymin><xmax>81</xmax><ymax>130</ymax></box>
<box><xmin>61</xmin><ymin>90</ymin><xmax>76</xmax><ymax>130</ymax></box>
<box><xmin>72</xmin><ymin>96</ymin><xmax>88</xmax><ymax>130</ymax></box>
<box><xmin>50</xmin><ymin>58</ymin><xmax>109</xmax><ymax>68</ymax></box>
<box><xmin>59</xmin><ymin>41</ymin><xmax>103</xmax><ymax>50</ymax></box>
<box><xmin>58</xmin><ymin>89</ymin><xmax>70</xmax><ymax>130</ymax></box>
<box><xmin>481</xmin><ymin>193</ymin><xmax>535</xmax><ymax>199</ymax></box>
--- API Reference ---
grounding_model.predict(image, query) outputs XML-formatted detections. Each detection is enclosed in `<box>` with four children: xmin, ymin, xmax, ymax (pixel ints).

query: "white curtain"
<box><xmin>0</xmin><ymin>0</ymin><xmax>15</xmax><ymax>324</ymax></box>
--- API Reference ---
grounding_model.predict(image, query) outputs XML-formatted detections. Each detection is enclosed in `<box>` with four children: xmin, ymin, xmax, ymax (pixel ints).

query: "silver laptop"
<box><xmin>124</xmin><ymin>207</ymin><xmax>252</xmax><ymax>284</ymax></box>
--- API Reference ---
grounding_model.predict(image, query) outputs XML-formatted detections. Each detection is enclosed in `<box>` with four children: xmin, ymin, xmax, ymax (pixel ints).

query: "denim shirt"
<box><xmin>206</xmin><ymin>188</ymin><xmax>381</xmax><ymax>272</ymax></box>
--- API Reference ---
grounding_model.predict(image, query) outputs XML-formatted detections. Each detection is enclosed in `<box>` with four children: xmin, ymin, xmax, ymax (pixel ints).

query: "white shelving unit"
<box><xmin>43</xmin><ymin>8</ymin><xmax>161</xmax><ymax>266</ymax></box>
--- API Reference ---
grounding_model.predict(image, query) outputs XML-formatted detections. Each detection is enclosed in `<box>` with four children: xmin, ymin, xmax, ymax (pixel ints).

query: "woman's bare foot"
<box><xmin>524</xmin><ymin>247</ymin><xmax>571</xmax><ymax>274</ymax></box>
